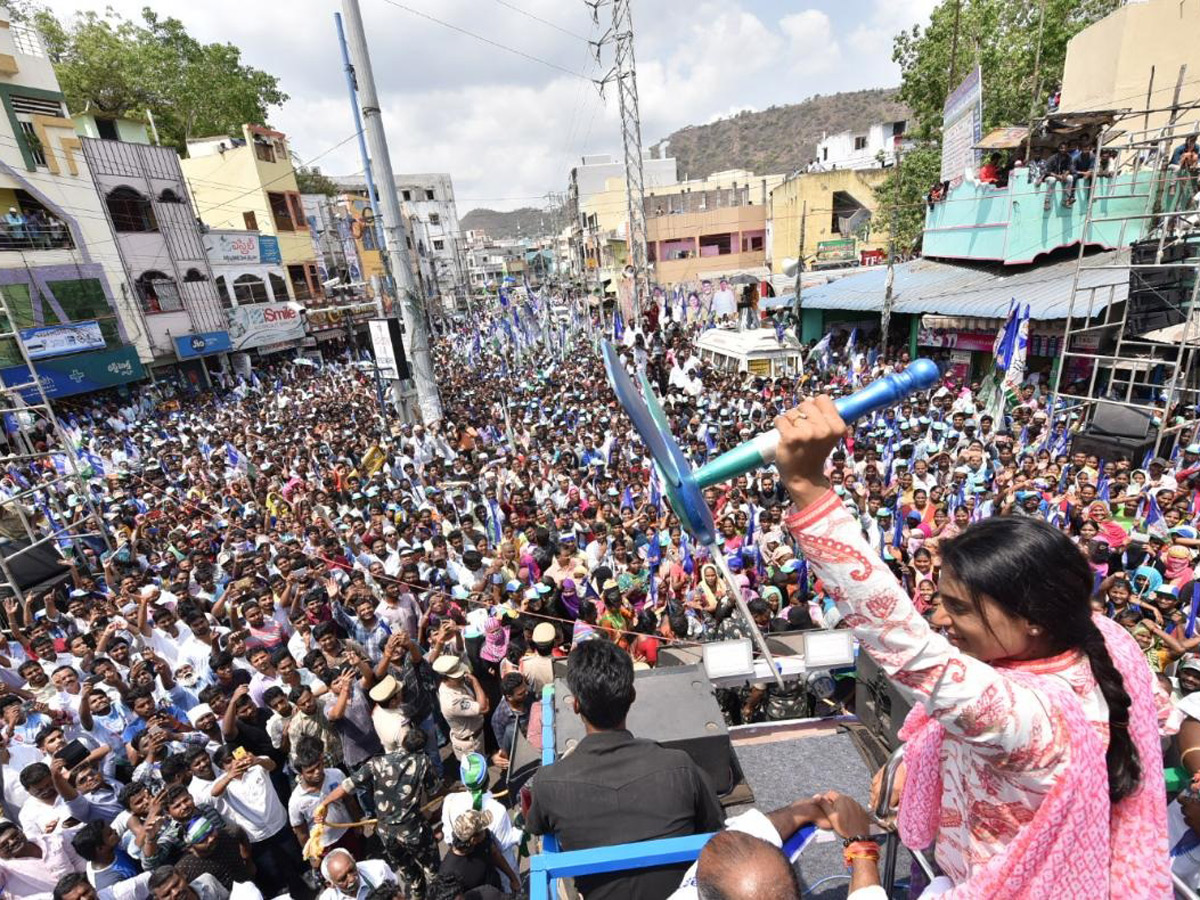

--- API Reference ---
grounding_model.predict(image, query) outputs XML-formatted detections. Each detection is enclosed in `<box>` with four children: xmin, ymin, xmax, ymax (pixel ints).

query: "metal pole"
<box><xmin>334</xmin><ymin>12</ymin><xmax>387</xmax><ymax>273</ymax></box>
<box><xmin>881</xmin><ymin>148</ymin><xmax>901</xmax><ymax>353</ymax></box>
<box><xmin>791</xmin><ymin>198</ymin><xmax>807</xmax><ymax>343</ymax></box>
<box><xmin>340</xmin><ymin>0</ymin><xmax>442</xmax><ymax>423</ymax></box>
<box><xmin>1022</xmin><ymin>0</ymin><xmax>1047</xmax><ymax>166</ymax></box>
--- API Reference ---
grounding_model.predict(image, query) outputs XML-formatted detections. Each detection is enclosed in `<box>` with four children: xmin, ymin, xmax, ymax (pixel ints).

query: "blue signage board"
<box><xmin>20</xmin><ymin>321</ymin><xmax>106</xmax><ymax>359</ymax></box>
<box><xmin>258</xmin><ymin>235</ymin><xmax>282</xmax><ymax>265</ymax></box>
<box><xmin>0</xmin><ymin>345</ymin><xmax>145</xmax><ymax>401</ymax></box>
<box><xmin>173</xmin><ymin>331</ymin><xmax>233</xmax><ymax>360</ymax></box>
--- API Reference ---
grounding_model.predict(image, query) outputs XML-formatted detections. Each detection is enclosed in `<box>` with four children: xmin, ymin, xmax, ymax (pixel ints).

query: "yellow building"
<box><xmin>340</xmin><ymin>192</ymin><xmax>387</xmax><ymax>295</ymax></box>
<box><xmin>1060</xmin><ymin>0</ymin><xmax>1200</xmax><ymax>134</ymax></box>
<box><xmin>181</xmin><ymin>125</ymin><xmax>323</xmax><ymax>302</ymax></box>
<box><xmin>648</xmin><ymin>204</ymin><xmax>769</xmax><ymax>286</ymax></box>
<box><xmin>768</xmin><ymin>169</ymin><xmax>890</xmax><ymax>274</ymax></box>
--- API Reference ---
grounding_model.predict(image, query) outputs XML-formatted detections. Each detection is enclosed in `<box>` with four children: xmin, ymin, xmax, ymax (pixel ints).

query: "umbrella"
<box><xmin>728</xmin><ymin>274</ymin><xmax>759</xmax><ymax>285</ymax></box>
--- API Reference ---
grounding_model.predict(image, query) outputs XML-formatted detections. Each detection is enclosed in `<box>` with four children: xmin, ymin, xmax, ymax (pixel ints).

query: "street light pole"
<box><xmin>341</xmin><ymin>0</ymin><xmax>442</xmax><ymax>423</ymax></box>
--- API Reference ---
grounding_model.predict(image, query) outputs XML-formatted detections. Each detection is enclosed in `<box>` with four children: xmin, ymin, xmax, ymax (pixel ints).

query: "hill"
<box><xmin>651</xmin><ymin>88</ymin><xmax>909</xmax><ymax>179</ymax></box>
<box><xmin>459</xmin><ymin>207</ymin><xmax>548</xmax><ymax>241</ymax></box>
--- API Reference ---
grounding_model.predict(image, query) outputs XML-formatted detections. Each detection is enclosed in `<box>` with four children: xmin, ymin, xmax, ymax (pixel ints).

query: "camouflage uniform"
<box><xmin>343</xmin><ymin>748</ymin><xmax>439</xmax><ymax>899</ymax></box>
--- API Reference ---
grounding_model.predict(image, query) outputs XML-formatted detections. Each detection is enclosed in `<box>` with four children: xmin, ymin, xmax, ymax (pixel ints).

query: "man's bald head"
<box><xmin>695</xmin><ymin>830</ymin><xmax>801</xmax><ymax>900</ymax></box>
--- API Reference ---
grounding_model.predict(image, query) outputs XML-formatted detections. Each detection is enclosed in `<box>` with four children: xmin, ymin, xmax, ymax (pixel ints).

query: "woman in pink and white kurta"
<box><xmin>773</xmin><ymin>396</ymin><xmax>1169</xmax><ymax>898</ymax></box>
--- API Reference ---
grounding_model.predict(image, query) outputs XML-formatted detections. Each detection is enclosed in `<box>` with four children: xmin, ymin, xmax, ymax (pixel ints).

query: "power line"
<box><xmin>489</xmin><ymin>0</ymin><xmax>591</xmax><ymax>41</ymax></box>
<box><xmin>376</xmin><ymin>0</ymin><xmax>593</xmax><ymax>81</ymax></box>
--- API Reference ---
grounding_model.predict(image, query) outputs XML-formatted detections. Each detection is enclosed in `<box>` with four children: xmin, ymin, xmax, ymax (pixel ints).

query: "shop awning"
<box><xmin>695</xmin><ymin>265</ymin><xmax>771</xmax><ymax>283</ymax></box>
<box><xmin>975</xmin><ymin>127</ymin><xmax>1029</xmax><ymax>150</ymax></box>
<box><xmin>790</xmin><ymin>250</ymin><xmax>1128</xmax><ymax>320</ymax></box>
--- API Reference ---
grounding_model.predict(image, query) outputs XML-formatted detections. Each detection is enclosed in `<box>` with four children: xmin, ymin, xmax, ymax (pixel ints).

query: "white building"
<box><xmin>814</xmin><ymin>120</ymin><xmax>910</xmax><ymax>171</ymax></box>
<box><xmin>334</xmin><ymin>172</ymin><xmax>468</xmax><ymax>314</ymax></box>
<box><xmin>0</xmin><ymin>9</ymin><xmax>148</xmax><ymax>399</ymax></box>
<box><xmin>78</xmin><ymin>127</ymin><xmax>231</xmax><ymax>387</ymax></box>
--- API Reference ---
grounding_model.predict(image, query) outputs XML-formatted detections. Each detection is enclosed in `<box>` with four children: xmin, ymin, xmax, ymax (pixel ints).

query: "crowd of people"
<box><xmin>0</xmin><ymin>301</ymin><xmax>1195</xmax><ymax>899</ymax></box>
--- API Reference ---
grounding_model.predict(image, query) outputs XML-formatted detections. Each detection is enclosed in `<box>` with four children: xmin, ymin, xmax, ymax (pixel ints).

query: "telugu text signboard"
<box><xmin>941</xmin><ymin>66</ymin><xmax>983</xmax><ymax>186</ymax></box>
<box><xmin>20</xmin><ymin>321</ymin><xmax>106</xmax><ymax>359</ymax></box>
<box><xmin>224</xmin><ymin>303</ymin><xmax>305</xmax><ymax>351</ymax></box>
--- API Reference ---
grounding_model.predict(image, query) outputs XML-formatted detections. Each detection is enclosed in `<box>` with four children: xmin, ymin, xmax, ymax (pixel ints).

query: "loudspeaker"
<box><xmin>1089</xmin><ymin>403</ymin><xmax>1155</xmax><ymax>440</ymax></box>
<box><xmin>0</xmin><ymin>537</ymin><xmax>70</xmax><ymax>594</ymax></box>
<box><xmin>854</xmin><ymin>650</ymin><xmax>913</xmax><ymax>752</ymax></box>
<box><xmin>553</xmin><ymin>663</ymin><xmax>735</xmax><ymax>794</ymax></box>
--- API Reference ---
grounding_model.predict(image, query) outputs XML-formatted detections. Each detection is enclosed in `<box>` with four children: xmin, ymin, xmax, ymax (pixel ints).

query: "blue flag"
<box><xmin>620</xmin><ymin>486</ymin><xmax>635</xmax><ymax>512</ymax></box>
<box><xmin>648</xmin><ymin>466</ymin><xmax>663</xmax><ymax>514</ymax></box>
<box><xmin>225</xmin><ymin>442</ymin><xmax>241</xmax><ymax>469</ymax></box>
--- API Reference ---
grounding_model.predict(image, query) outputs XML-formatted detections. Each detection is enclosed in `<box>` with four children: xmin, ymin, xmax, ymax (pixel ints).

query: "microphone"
<box><xmin>693</xmin><ymin>359</ymin><xmax>941</xmax><ymax>489</ymax></box>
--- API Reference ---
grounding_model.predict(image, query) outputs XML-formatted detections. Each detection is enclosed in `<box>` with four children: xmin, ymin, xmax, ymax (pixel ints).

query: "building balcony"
<box><xmin>920</xmin><ymin>168</ymin><xmax>1178</xmax><ymax>265</ymax></box>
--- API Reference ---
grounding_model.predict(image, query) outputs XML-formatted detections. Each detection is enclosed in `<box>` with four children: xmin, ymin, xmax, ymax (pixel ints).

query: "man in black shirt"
<box><xmin>525</xmin><ymin>641</ymin><xmax>724</xmax><ymax>900</ymax></box>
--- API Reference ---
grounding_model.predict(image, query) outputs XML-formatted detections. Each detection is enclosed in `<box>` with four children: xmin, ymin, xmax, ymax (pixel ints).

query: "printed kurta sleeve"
<box><xmin>785</xmin><ymin>490</ymin><xmax>1062</xmax><ymax>762</ymax></box>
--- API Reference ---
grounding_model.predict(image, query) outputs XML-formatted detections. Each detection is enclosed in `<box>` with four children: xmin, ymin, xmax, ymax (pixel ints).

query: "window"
<box><xmin>287</xmin><ymin>264</ymin><xmax>311</xmax><ymax>300</ymax></box>
<box><xmin>401</xmin><ymin>190</ymin><xmax>411</xmax><ymax>202</ymax></box>
<box><xmin>305</xmin><ymin>263</ymin><xmax>322</xmax><ymax>297</ymax></box>
<box><xmin>269</xmin><ymin>273</ymin><xmax>288</xmax><ymax>301</ymax></box>
<box><xmin>268</xmin><ymin>192</ymin><xmax>294</xmax><ymax>231</ymax></box>
<box><xmin>433</xmin><ymin>239</ymin><xmax>444</xmax><ymax>251</ymax></box>
<box><xmin>136</xmin><ymin>271</ymin><xmax>182</xmax><ymax>313</ymax></box>
<box><xmin>158</xmin><ymin>188</ymin><xmax>183</xmax><ymax>204</ymax></box>
<box><xmin>95</xmin><ymin>118</ymin><xmax>119</xmax><ymax>141</ymax></box>
<box><xmin>287</xmin><ymin>193</ymin><xmax>308</xmax><ymax>231</ymax></box>
<box><xmin>183</xmin><ymin>268</ymin><xmax>207</xmax><ymax>282</ymax></box>
<box><xmin>19</xmin><ymin>122</ymin><xmax>45</xmax><ymax>167</ymax></box>
<box><xmin>243</xmin><ymin>211</ymin><xmax>258</xmax><ymax>231</ymax></box>
<box><xmin>254</xmin><ymin>141</ymin><xmax>276</xmax><ymax>163</ymax></box>
<box><xmin>216</xmin><ymin>276</ymin><xmax>232</xmax><ymax>309</ymax></box>
<box><xmin>822</xmin><ymin>147</ymin><xmax>828</xmax><ymax>161</ymax></box>
<box><xmin>425</xmin><ymin>189</ymin><xmax>435</xmax><ymax>201</ymax></box>
<box><xmin>854</xmin><ymin>136</ymin><xmax>868</xmax><ymax>151</ymax></box>
<box><xmin>48</xmin><ymin>278</ymin><xmax>116</xmax><ymax>346</ymax></box>
<box><xmin>232</xmin><ymin>274</ymin><xmax>269</xmax><ymax>304</ymax></box>
<box><xmin>107</xmin><ymin>186</ymin><xmax>157</xmax><ymax>233</ymax></box>
<box><xmin>429</xmin><ymin>213</ymin><xmax>440</xmax><ymax>226</ymax></box>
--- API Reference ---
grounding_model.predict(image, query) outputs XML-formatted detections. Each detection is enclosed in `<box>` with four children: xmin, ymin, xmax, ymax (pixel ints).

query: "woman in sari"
<box><xmin>772</xmin><ymin>395</ymin><xmax>1168</xmax><ymax>898</ymax></box>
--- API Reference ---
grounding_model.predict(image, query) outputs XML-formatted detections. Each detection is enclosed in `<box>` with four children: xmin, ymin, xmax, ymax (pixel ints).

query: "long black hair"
<box><xmin>939</xmin><ymin>515</ymin><xmax>1141</xmax><ymax>803</ymax></box>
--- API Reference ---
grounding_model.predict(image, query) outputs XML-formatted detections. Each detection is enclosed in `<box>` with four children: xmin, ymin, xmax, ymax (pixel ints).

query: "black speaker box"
<box><xmin>854</xmin><ymin>649</ymin><xmax>913</xmax><ymax>752</ymax></box>
<box><xmin>553</xmin><ymin>663</ymin><xmax>735</xmax><ymax>794</ymax></box>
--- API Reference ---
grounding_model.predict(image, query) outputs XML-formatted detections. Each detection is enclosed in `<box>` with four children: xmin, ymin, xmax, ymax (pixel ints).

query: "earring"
<box><xmin>1029</xmin><ymin>626</ymin><xmax>1041</xmax><ymax>636</ymax></box>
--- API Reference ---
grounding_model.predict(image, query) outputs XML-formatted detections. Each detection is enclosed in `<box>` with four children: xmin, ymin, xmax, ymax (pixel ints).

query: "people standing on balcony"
<box><xmin>978</xmin><ymin>152</ymin><xmax>1002</xmax><ymax>185</ymax></box>
<box><xmin>1042</xmin><ymin>143</ymin><xmax>1077</xmax><ymax>210</ymax></box>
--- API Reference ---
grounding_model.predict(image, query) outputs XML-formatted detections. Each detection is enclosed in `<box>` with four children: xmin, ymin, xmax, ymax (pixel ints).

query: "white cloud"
<box><xmin>45</xmin><ymin>0</ymin><xmax>934</xmax><ymax>212</ymax></box>
<box><xmin>780</xmin><ymin>10</ymin><xmax>842</xmax><ymax>73</ymax></box>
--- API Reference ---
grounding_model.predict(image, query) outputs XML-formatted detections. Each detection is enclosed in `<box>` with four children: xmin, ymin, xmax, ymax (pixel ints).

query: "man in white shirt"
<box><xmin>19</xmin><ymin>762</ymin><xmax>71</xmax><ymax>836</ymax></box>
<box><xmin>208</xmin><ymin>748</ymin><xmax>305</xmax><ymax>898</ymax></box>
<box><xmin>288</xmin><ymin>740</ymin><xmax>358</xmax><ymax>862</ymax></box>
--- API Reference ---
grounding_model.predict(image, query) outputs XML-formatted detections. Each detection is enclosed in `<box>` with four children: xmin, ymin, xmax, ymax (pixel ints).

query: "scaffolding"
<box><xmin>1048</xmin><ymin>100</ymin><xmax>1200</xmax><ymax>461</ymax></box>
<box><xmin>0</xmin><ymin>290</ymin><xmax>113</xmax><ymax>602</ymax></box>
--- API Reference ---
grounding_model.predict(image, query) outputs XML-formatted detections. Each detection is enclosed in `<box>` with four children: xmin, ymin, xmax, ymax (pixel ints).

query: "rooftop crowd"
<box><xmin>0</xmin><ymin>296</ymin><xmax>1195</xmax><ymax>899</ymax></box>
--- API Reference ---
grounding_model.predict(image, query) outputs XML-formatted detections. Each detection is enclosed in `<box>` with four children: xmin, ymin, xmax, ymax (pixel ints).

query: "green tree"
<box><xmin>32</xmin><ymin>6</ymin><xmax>287</xmax><ymax>152</ymax></box>
<box><xmin>295</xmin><ymin>166</ymin><xmax>340</xmax><ymax>196</ymax></box>
<box><xmin>872</xmin><ymin>144</ymin><xmax>942</xmax><ymax>255</ymax></box>
<box><xmin>892</xmin><ymin>0</ymin><xmax>1122</xmax><ymax>141</ymax></box>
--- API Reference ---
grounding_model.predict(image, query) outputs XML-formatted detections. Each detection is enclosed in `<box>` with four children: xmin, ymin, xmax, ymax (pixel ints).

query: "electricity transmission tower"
<box><xmin>589</xmin><ymin>0</ymin><xmax>649</xmax><ymax>320</ymax></box>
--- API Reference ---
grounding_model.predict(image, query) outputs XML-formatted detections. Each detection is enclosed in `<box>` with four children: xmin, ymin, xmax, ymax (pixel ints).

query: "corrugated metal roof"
<box><xmin>793</xmin><ymin>250</ymin><xmax>1129</xmax><ymax>319</ymax></box>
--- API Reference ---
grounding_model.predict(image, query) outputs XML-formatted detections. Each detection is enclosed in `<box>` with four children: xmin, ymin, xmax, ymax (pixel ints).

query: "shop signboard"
<box><xmin>258</xmin><ymin>235</ymin><xmax>282</xmax><ymax>265</ymax></box>
<box><xmin>0</xmin><ymin>345</ymin><xmax>144</xmax><ymax>401</ymax></box>
<box><xmin>225</xmin><ymin>302</ymin><xmax>306</xmax><ymax>350</ymax></box>
<box><xmin>173</xmin><ymin>331</ymin><xmax>233</xmax><ymax>360</ymax></box>
<box><xmin>941</xmin><ymin>66</ymin><xmax>983</xmax><ymax>185</ymax></box>
<box><xmin>20</xmin><ymin>321</ymin><xmax>106</xmax><ymax>359</ymax></box>
<box><xmin>209</xmin><ymin>232</ymin><xmax>262</xmax><ymax>264</ymax></box>
<box><xmin>815</xmin><ymin>239</ymin><xmax>856</xmax><ymax>264</ymax></box>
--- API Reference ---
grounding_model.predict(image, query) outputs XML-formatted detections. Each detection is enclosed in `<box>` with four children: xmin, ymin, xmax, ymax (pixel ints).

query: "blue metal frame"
<box><xmin>527</xmin><ymin>685</ymin><xmax>816</xmax><ymax>900</ymax></box>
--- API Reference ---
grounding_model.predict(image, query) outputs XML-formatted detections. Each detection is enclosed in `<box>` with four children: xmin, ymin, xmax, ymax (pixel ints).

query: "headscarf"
<box><xmin>1165</xmin><ymin>545</ymin><xmax>1195</xmax><ymax>587</ymax></box>
<box><xmin>1086</xmin><ymin>501</ymin><xmax>1128</xmax><ymax>549</ymax></box>
<box><xmin>459</xmin><ymin>752</ymin><xmax>489</xmax><ymax>810</ymax></box>
<box><xmin>1132</xmin><ymin>565</ymin><xmax>1163</xmax><ymax>598</ymax></box>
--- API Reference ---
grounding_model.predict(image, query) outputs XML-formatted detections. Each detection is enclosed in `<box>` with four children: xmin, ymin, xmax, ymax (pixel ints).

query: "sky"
<box><xmin>50</xmin><ymin>0</ymin><xmax>939</xmax><ymax>214</ymax></box>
